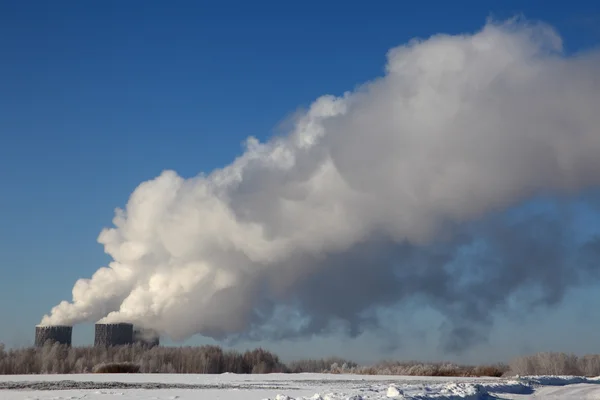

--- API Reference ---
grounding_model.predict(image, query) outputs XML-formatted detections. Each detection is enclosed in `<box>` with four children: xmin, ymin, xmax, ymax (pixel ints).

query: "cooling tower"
<box><xmin>94</xmin><ymin>322</ymin><xmax>134</xmax><ymax>347</ymax></box>
<box><xmin>133</xmin><ymin>328</ymin><xmax>160</xmax><ymax>348</ymax></box>
<box><xmin>34</xmin><ymin>325</ymin><xmax>72</xmax><ymax>347</ymax></box>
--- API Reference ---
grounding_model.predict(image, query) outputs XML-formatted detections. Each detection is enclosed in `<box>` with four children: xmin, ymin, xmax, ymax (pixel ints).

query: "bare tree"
<box><xmin>508</xmin><ymin>352</ymin><xmax>600</xmax><ymax>376</ymax></box>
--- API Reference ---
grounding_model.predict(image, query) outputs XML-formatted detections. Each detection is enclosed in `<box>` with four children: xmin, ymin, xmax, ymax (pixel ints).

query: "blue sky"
<box><xmin>1</xmin><ymin>0</ymin><xmax>600</xmax><ymax>363</ymax></box>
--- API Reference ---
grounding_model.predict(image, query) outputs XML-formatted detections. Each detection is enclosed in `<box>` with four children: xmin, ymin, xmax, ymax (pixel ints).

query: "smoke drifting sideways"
<box><xmin>41</xmin><ymin>19</ymin><xmax>600</xmax><ymax>352</ymax></box>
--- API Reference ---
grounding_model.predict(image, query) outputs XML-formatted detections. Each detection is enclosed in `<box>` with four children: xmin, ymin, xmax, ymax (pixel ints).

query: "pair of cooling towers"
<box><xmin>34</xmin><ymin>323</ymin><xmax>160</xmax><ymax>348</ymax></box>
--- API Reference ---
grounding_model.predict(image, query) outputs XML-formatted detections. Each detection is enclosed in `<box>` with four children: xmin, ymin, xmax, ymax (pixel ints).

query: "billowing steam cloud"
<box><xmin>41</xmin><ymin>19</ymin><xmax>600</xmax><ymax>351</ymax></box>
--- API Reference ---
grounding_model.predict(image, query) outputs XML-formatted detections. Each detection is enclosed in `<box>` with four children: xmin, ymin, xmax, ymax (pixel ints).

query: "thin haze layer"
<box><xmin>41</xmin><ymin>20</ymin><xmax>600</xmax><ymax>350</ymax></box>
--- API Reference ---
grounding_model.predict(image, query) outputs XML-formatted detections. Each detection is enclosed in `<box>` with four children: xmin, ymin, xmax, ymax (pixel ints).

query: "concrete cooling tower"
<box><xmin>34</xmin><ymin>325</ymin><xmax>72</xmax><ymax>347</ymax></box>
<box><xmin>94</xmin><ymin>323</ymin><xmax>134</xmax><ymax>347</ymax></box>
<box><xmin>133</xmin><ymin>328</ymin><xmax>160</xmax><ymax>348</ymax></box>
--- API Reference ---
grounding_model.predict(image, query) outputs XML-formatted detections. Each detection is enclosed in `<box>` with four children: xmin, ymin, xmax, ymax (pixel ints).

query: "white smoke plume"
<box><xmin>41</xmin><ymin>19</ymin><xmax>600</xmax><ymax>349</ymax></box>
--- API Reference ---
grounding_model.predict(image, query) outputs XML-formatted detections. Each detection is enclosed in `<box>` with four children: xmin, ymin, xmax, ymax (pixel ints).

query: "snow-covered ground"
<box><xmin>0</xmin><ymin>373</ymin><xmax>599</xmax><ymax>399</ymax></box>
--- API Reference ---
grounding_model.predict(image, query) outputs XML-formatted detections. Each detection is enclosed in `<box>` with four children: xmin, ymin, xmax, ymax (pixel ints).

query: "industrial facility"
<box><xmin>94</xmin><ymin>322</ymin><xmax>134</xmax><ymax>347</ymax></box>
<box><xmin>34</xmin><ymin>323</ymin><xmax>161</xmax><ymax>348</ymax></box>
<box><xmin>34</xmin><ymin>325</ymin><xmax>73</xmax><ymax>347</ymax></box>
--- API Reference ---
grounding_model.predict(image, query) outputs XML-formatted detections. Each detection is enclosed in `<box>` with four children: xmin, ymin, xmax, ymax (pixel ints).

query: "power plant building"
<box><xmin>34</xmin><ymin>322</ymin><xmax>159</xmax><ymax>348</ymax></box>
<box><xmin>35</xmin><ymin>325</ymin><xmax>72</xmax><ymax>347</ymax></box>
<box><xmin>94</xmin><ymin>323</ymin><xmax>134</xmax><ymax>347</ymax></box>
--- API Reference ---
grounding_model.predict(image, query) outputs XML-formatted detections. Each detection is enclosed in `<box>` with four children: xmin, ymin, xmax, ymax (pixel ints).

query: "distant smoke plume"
<box><xmin>41</xmin><ymin>19</ymin><xmax>600</xmax><ymax>352</ymax></box>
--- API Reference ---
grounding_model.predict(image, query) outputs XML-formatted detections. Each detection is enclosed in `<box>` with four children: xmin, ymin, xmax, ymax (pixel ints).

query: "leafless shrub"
<box><xmin>472</xmin><ymin>364</ymin><xmax>507</xmax><ymax>377</ymax></box>
<box><xmin>578</xmin><ymin>354</ymin><xmax>600</xmax><ymax>377</ymax></box>
<box><xmin>93</xmin><ymin>362</ymin><xmax>140</xmax><ymax>373</ymax></box>
<box><xmin>287</xmin><ymin>358</ymin><xmax>357</xmax><ymax>373</ymax></box>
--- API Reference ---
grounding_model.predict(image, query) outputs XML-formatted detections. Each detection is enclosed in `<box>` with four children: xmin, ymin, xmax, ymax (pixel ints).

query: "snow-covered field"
<box><xmin>1</xmin><ymin>373</ymin><xmax>599</xmax><ymax>399</ymax></box>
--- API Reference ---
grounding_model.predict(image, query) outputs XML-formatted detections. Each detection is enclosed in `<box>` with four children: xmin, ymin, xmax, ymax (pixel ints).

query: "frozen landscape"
<box><xmin>3</xmin><ymin>7</ymin><xmax>600</xmax><ymax>400</ymax></box>
<box><xmin>1</xmin><ymin>373</ymin><xmax>599</xmax><ymax>400</ymax></box>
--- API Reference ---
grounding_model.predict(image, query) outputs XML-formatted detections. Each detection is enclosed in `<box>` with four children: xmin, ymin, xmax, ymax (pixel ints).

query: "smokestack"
<box><xmin>35</xmin><ymin>325</ymin><xmax>72</xmax><ymax>347</ymax></box>
<box><xmin>133</xmin><ymin>327</ymin><xmax>160</xmax><ymax>348</ymax></box>
<box><xmin>94</xmin><ymin>323</ymin><xmax>133</xmax><ymax>347</ymax></box>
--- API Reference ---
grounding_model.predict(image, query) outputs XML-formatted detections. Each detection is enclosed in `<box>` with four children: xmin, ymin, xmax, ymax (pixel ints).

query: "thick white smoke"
<box><xmin>41</xmin><ymin>20</ymin><xmax>600</xmax><ymax>344</ymax></box>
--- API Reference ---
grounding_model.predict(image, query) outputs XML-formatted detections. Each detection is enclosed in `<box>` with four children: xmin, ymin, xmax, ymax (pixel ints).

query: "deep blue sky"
<box><xmin>1</xmin><ymin>0</ymin><xmax>600</xmax><ymax>363</ymax></box>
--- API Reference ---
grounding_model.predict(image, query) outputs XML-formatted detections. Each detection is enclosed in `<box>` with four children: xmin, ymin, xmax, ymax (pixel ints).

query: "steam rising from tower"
<box><xmin>133</xmin><ymin>328</ymin><xmax>160</xmax><ymax>348</ymax></box>
<box><xmin>40</xmin><ymin>19</ymin><xmax>600</xmax><ymax>352</ymax></box>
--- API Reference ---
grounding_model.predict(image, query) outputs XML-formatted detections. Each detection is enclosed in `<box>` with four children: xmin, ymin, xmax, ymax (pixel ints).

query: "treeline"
<box><xmin>0</xmin><ymin>342</ymin><xmax>508</xmax><ymax>376</ymax></box>
<box><xmin>0</xmin><ymin>343</ymin><xmax>285</xmax><ymax>374</ymax></box>
<box><xmin>329</xmin><ymin>361</ymin><xmax>507</xmax><ymax>377</ymax></box>
<box><xmin>508</xmin><ymin>352</ymin><xmax>600</xmax><ymax>376</ymax></box>
<box><xmin>3</xmin><ymin>344</ymin><xmax>599</xmax><ymax>377</ymax></box>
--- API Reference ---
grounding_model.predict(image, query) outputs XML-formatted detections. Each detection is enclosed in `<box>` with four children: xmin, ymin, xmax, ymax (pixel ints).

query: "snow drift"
<box><xmin>41</xmin><ymin>19</ymin><xmax>600</xmax><ymax>349</ymax></box>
